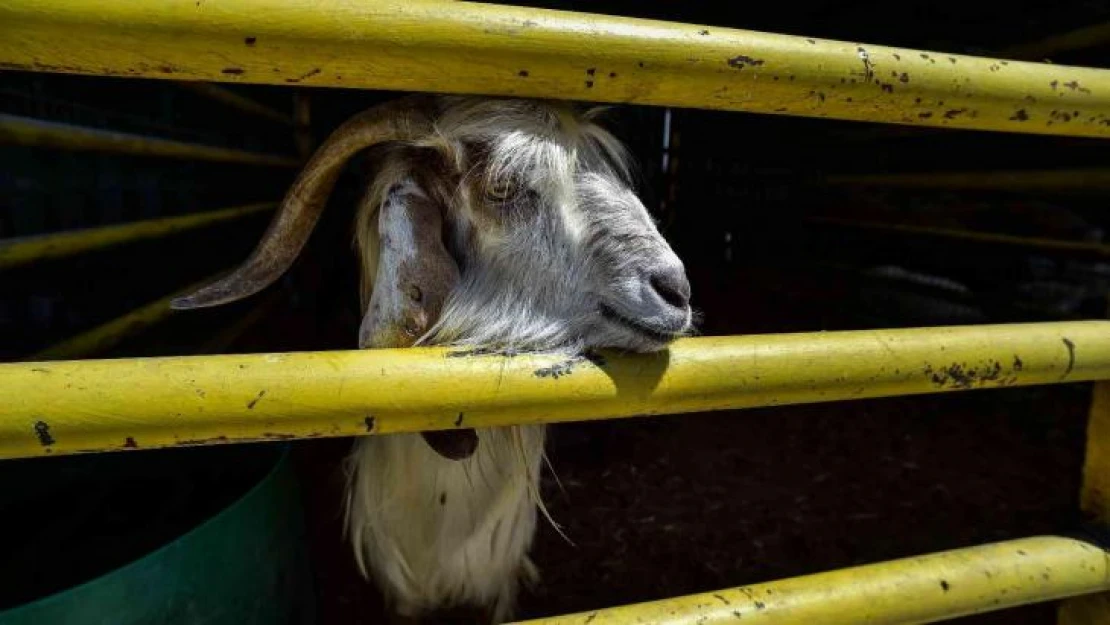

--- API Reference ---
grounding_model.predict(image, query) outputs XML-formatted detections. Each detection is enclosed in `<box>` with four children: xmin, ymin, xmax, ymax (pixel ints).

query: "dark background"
<box><xmin>2</xmin><ymin>1</ymin><xmax>1108</xmax><ymax>623</ymax></box>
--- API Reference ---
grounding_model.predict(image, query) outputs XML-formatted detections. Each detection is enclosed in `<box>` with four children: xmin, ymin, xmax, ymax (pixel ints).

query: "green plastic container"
<box><xmin>0</xmin><ymin>443</ymin><xmax>315</xmax><ymax>625</ymax></box>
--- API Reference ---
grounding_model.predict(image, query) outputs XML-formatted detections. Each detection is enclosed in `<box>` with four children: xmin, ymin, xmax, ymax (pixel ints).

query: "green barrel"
<box><xmin>0</xmin><ymin>443</ymin><xmax>314</xmax><ymax>624</ymax></box>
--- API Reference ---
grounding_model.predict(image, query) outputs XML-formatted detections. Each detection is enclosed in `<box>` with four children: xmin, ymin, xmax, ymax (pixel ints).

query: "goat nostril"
<box><xmin>649</xmin><ymin>271</ymin><xmax>691</xmax><ymax>310</ymax></box>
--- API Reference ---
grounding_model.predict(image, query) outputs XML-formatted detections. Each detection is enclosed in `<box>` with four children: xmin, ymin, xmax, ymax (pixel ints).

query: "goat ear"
<box><xmin>357</xmin><ymin>180</ymin><xmax>478</xmax><ymax>461</ymax></box>
<box><xmin>358</xmin><ymin>180</ymin><xmax>459</xmax><ymax>350</ymax></box>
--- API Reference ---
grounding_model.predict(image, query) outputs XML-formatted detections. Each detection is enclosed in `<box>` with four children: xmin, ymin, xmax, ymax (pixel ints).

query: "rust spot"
<box><xmin>714</xmin><ymin>594</ymin><xmax>731</xmax><ymax>605</ymax></box>
<box><xmin>455</xmin><ymin>412</ymin><xmax>465</xmax><ymax>427</ymax></box>
<box><xmin>754</xmin><ymin>601</ymin><xmax>766</xmax><ymax>609</ymax></box>
<box><xmin>1013</xmin><ymin>356</ymin><xmax>1024</xmax><ymax>372</ymax></box>
<box><xmin>806</xmin><ymin>38</ymin><xmax>816</xmax><ymax>44</ymax></box>
<box><xmin>924</xmin><ymin>360</ymin><xmax>1010</xmax><ymax>390</ymax></box>
<box><xmin>940</xmin><ymin>580</ymin><xmax>950</xmax><ymax>591</ymax></box>
<box><xmin>880</xmin><ymin>83</ymin><xmax>894</xmax><ymax>93</ymax></box>
<box><xmin>440</xmin><ymin>492</ymin><xmax>447</xmax><ymax>505</ymax></box>
<box><xmin>918</xmin><ymin>112</ymin><xmax>933</xmax><ymax>119</ymax></box>
<box><xmin>124</xmin><ymin>437</ymin><xmax>138</xmax><ymax>448</ymax></box>
<box><xmin>365</xmin><ymin>416</ymin><xmax>376</xmax><ymax>432</ymax></box>
<box><xmin>1063</xmin><ymin>80</ymin><xmax>1090</xmax><ymax>94</ymax></box>
<box><xmin>609</xmin><ymin>72</ymin><xmax>617</xmax><ymax>78</ymax></box>
<box><xmin>518</xmin><ymin>69</ymin><xmax>529</xmax><ymax>77</ymax></box>
<box><xmin>727</xmin><ymin>55</ymin><xmax>765</xmax><ymax>69</ymax></box>
<box><xmin>944</xmin><ymin>108</ymin><xmax>968</xmax><ymax>119</ymax></box>
<box><xmin>585</xmin><ymin>80</ymin><xmax>594</xmax><ymax>88</ymax></box>
<box><xmin>246</xmin><ymin>389</ymin><xmax>266</xmax><ymax>409</ymax></box>
<box><xmin>899</xmin><ymin>72</ymin><xmax>910</xmax><ymax>83</ymax></box>
<box><xmin>34</xmin><ymin>421</ymin><xmax>55</xmax><ymax>447</ymax></box>
<box><xmin>285</xmin><ymin>67</ymin><xmax>321</xmax><ymax>83</ymax></box>
<box><xmin>1051</xmin><ymin>80</ymin><xmax>1059</xmax><ymax>91</ymax></box>
<box><xmin>699</xmin><ymin>30</ymin><xmax>710</xmax><ymax>36</ymax></box>
<box><xmin>893</xmin><ymin>53</ymin><xmax>902</xmax><ymax>60</ymax></box>
<box><xmin>1010</xmin><ymin>109</ymin><xmax>1030</xmax><ymax>121</ymax></box>
<box><xmin>221</xmin><ymin>67</ymin><xmax>245</xmax><ymax>75</ymax></box>
<box><xmin>244</xmin><ymin>36</ymin><xmax>257</xmax><ymax>46</ymax></box>
<box><xmin>586</xmin><ymin>67</ymin><xmax>596</xmax><ymax>76</ymax></box>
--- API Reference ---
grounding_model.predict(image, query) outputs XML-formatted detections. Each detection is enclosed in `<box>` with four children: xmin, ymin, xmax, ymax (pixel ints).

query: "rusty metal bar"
<box><xmin>1004</xmin><ymin>22</ymin><xmax>1110</xmax><ymax>62</ymax></box>
<box><xmin>0</xmin><ymin>202</ymin><xmax>276</xmax><ymax>270</ymax></box>
<box><xmin>512</xmin><ymin>536</ymin><xmax>1110</xmax><ymax>625</ymax></box>
<box><xmin>807</xmin><ymin>216</ymin><xmax>1110</xmax><ymax>258</ymax></box>
<box><xmin>27</xmin><ymin>269</ymin><xmax>233</xmax><ymax>361</ymax></box>
<box><xmin>4</xmin><ymin>1</ymin><xmax>1110</xmax><ymax>137</ymax></box>
<box><xmin>0</xmin><ymin>321</ymin><xmax>1107</xmax><ymax>458</ymax></box>
<box><xmin>0</xmin><ymin>113</ymin><xmax>301</xmax><ymax>166</ymax></box>
<box><xmin>177</xmin><ymin>81</ymin><xmax>295</xmax><ymax>125</ymax></box>
<box><xmin>825</xmin><ymin>167</ymin><xmax>1110</xmax><ymax>190</ymax></box>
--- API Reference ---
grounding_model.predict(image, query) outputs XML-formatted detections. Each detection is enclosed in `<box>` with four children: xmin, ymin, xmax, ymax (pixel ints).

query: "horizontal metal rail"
<box><xmin>826</xmin><ymin>167</ymin><xmax>1110</xmax><ymax>190</ymax></box>
<box><xmin>509</xmin><ymin>535</ymin><xmax>1110</xmax><ymax>625</ymax></box>
<box><xmin>27</xmin><ymin>269</ymin><xmax>233</xmax><ymax>361</ymax></box>
<box><xmin>176</xmin><ymin>81</ymin><xmax>295</xmax><ymax>125</ymax></box>
<box><xmin>0</xmin><ymin>113</ymin><xmax>301</xmax><ymax>166</ymax></box>
<box><xmin>4</xmin><ymin>1</ymin><xmax>1110</xmax><ymax>138</ymax></box>
<box><xmin>808</xmin><ymin>217</ymin><xmax>1110</xmax><ymax>258</ymax></box>
<box><xmin>0</xmin><ymin>202</ymin><xmax>276</xmax><ymax>269</ymax></box>
<box><xmin>1004</xmin><ymin>22</ymin><xmax>1110</xmax><ymax>61</ymax></box>
<box><xmin>194</xmin><ymin>290</ymin><xmax>283</xmax><ymax>354</ymax></box>
<box><xmin>0</xmin><ymin>321</ymin><xmax>1107</xmax><ymax>459</ymax></box>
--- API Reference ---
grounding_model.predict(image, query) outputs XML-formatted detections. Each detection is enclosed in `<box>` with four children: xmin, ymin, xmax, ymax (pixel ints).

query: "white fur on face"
<box><xmin>347</xmin><ymin>97</ymin><xmax>692</xmax><ymax>623</ymax></box>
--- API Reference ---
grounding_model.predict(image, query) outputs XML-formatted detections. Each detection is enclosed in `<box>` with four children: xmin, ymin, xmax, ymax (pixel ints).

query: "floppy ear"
<box><xmin>357</xmin><ymin>177</ymin><xmax>478</xmax><ymax>461</ymax></box>
<box><xmin>358</xmin><ymin>180</ymin><xmax>458</xmax><ymax>350</ymax></box>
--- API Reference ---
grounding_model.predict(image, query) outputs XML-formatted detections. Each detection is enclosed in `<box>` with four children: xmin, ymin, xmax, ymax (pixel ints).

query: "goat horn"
<box><xmin>171</xmin><ymin>96</ymin><xmax>436</xmax><ymax>310</ymax></box>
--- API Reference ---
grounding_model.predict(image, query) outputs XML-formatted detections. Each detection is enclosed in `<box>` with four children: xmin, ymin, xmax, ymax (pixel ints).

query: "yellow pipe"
<box><xmin>26</xmin><ymin>270</ymin><xmax>233</xmax><ymax>362</ymax></box>
<box><xmin>807</xmin><ymin>217</ymin><xmax>1110</xmax><ymax>258</ymax></box>
<box><xmin>4</xmin><ymin>2</ymin><xmax>1110</xmax><ymax>138</ymax></box>
<box><xmin>1058</xmin><ymin>296</ymin><xmax>1110</xmax><ymax>625</ymax></box>
<box><xmin>826</xmin><ymin>167</ymin><xmax>1110</xmax><ymax>190</ymax></box>
<box><xmin>0</xmin><ymin>321</ymin><xmax>1107</xmax><ymax>458</ymax></box>
<box><xmin>0</xmin><ymin>114</ymin><xmax>301</xmax><ymax>167</ymax></box>
<box><xmin>510</xmin><ymin>536</ymin><xmax>1110</xmax><ymax>625</ymax></box>
<box><xmin>176</xmin><ymin>81</ymin><xmax>294</xmax><ymax>125</ymax></box>
<box><xmin>0</xmin><ymin>202</ymin><xmax>276</xmax><ymax>269</ymax></box>
<box><xmin>1004</xmin><ymin>22</ymin><xmax>1110</xmax><ymax>62</ymax></box>
<box><xmin>194</xmin><ymin>290</ymin><xmax>283</xmax><ymax>354</ymax></box>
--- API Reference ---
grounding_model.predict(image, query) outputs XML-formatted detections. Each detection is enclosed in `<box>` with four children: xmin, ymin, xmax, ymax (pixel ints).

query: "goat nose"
<box><xmin>648</xmin><ymin>267</ymin><xmax>691</xmax><ymax>310</ymax></box>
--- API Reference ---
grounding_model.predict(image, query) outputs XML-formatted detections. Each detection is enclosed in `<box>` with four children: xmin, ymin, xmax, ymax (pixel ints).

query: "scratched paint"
<box><xmin>3</xmin><ymin>1</ymin><xmax>1110</xmax><ymax>138</ymax></box>
<box><xmin>0</xmin><ymin>321</ymin><xmax>1108</xmax><ymax>460</ymax></box>
<box><xmin>508</xmin><ymin>537</ymin><xmax>1110</xmax><ymax>624</ymax></box>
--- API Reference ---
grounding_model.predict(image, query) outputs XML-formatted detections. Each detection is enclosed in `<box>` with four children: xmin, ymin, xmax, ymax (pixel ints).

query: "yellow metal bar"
<box><xmin>1005</xmin><ymin>22</ymin><xmax>1110</xmax><ymax>62</ymax></box>
<box><xmin>0</xmin><ymin>113</ymin><xmax>300</xmax><ymax>167</ymax></box>
<box><xmin>0</xmin><ymin>202</ymin><xmax>276</xmax><ymax>269</ymax></box>
<box><xmin>807</xmin><ymin>217</ymin><xmax>1110</xmax><ymax>258</ymax></box>
<box><xmin>27</xmin><ymin>270</ymin><xmax>232</xmax><ymax>362</ymax></box>
<box><xmin>510</xmin><ymin>536</ymin><xmax>1110</xmax><ymax>625</ymax></box>
<box><xmin>0</xmin><ymin>321</ymin><xmax>1107</xmax><ymax>458</ymax></box>
<box><xmin>177</xmin><ymin>81</ymin><xmax>295</xmax><ymax>125</ymax></box>
<box><xmin>4</xmin><ymin>2</ymin><xmax>1110</xmax><ymax>138</ymax></box>
<box><xmin>194</xmin><ymin>290</ymin><xmax>283</xmax><ymax>354</ymax></box>
<box><xmin>1058</xmin><ymin>296</ymin><xmax>1110</xmax><ymax>625</ymax></box>
<box><xmin>826</xmin><ymin>168</ymin><xmax>1110</xmax><ymax>190</ymax></box>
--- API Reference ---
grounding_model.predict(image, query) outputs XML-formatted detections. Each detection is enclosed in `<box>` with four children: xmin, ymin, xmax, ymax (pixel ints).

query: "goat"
<box><xmin>172</xmin><ymin>94</ymin><xmax>693</xmax><ymax>623</ymax></box>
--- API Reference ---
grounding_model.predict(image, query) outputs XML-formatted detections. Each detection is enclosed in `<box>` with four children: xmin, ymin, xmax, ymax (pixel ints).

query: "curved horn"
<box><xmin>171</xmin><ymin>96</ymin><xmax>436</xmax><ymax>310</ymax></box>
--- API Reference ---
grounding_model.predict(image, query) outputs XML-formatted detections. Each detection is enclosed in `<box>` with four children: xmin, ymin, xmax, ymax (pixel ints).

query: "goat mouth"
<box><xmin>598</xmin><ymin>303</ymin><xmax>682</xmax><ymax>343</ymax></box>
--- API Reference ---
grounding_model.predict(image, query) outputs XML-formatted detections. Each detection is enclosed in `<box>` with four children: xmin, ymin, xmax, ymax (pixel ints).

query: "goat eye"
<box><xmin>485</xmin><ymin>182</ymin><xmax>514</xmax><ymax>203</ymax></box>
